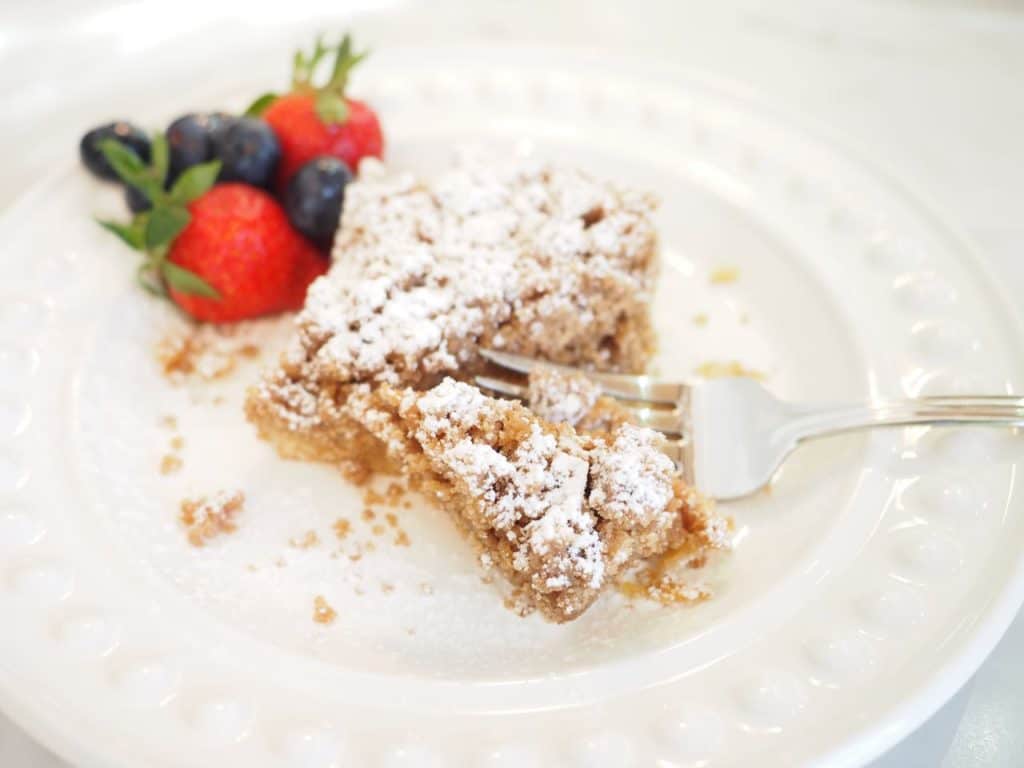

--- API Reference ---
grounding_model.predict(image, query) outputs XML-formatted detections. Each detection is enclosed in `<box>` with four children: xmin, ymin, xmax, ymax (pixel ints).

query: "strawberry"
<box><xmin>166</xmin><ymin>185</ymin><xmax>327</xmax><ymax>322</ymax></box>
<box><xmin>248</xmin><ymin>35</ymin><xmax>383</xmax><ymax>190</ymax></box>
<box><xmin>95</xmin><ymin>136</ymin><xmax>326</xmax><ymax>323</ymax></box>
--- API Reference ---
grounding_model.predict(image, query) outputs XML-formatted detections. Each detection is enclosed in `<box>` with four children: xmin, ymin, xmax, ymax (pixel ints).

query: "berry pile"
<box><xmin>81</xmin><ymin>34</ymin><xmax>383</xmax><ymax>324</ymax></box>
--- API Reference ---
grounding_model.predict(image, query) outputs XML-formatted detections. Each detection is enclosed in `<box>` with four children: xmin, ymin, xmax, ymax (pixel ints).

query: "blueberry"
<box><xmin>166</xmin><ymin>112</ymin><xmax>234</xmax><ymax>181</ymax></box>
<box><xmin>124</xmin><ymin>185</ymin><xmax>151</xmax><ymax>213</ymax></box>
<box><xmin>284</xmin><ymin>157</ymin><xmax>353</xmax><ymax>248</ymax></box>
<box><xmin>212</xmin><ymin>117</ymin><xmax>279</xmax><ymax>189</ymax></box>
<box><xmin>80</xmin><ymin>121</ymin><xmax>151</xmax><ymax>181</ymax></box>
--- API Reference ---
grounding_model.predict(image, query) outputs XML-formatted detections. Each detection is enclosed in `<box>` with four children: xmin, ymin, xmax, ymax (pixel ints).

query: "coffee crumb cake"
<box><xmin>245</xmin><ymin>152</ymin><xmax>658</xmax><ymax>470</ymax></box>
<box><xmin>347</xmin><ymin>378</ymin><xmax>723</xmax><ymax>622</ymax></box>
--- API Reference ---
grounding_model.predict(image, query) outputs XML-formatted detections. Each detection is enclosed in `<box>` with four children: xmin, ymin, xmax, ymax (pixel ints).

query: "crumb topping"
<box><xmin>527</xmin><ymin>367</ymin><xmax>601</xmax><ymax>427</ymax></box>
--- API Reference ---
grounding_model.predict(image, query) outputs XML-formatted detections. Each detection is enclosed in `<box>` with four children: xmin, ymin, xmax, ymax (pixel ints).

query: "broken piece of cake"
<box><xmin>348</xmin><ymin>378</ymin><xmax>725</xmax><ymax>622</ymax></box>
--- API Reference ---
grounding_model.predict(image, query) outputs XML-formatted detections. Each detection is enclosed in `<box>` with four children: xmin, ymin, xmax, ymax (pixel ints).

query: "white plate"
<box><xmin>1</xmin><ymin>38</ymin><xmax>1023</xmax><ymax>768</ymax></box>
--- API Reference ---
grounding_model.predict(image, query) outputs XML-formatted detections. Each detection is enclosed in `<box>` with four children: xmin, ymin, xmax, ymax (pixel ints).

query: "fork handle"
<box><xmin>786</xmin><ymin>395</ymin><xmax>1024</xmax><ymax>443</ymax></box>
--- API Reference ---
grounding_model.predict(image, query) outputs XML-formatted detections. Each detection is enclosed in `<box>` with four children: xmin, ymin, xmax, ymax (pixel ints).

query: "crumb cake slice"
<box><xmin>348</xmin><ymin>378</ymin><xmax>724</xmax><ymax>622</ymax></box>
<box><xmin>246</xmin><ymin>152</ymin><xmax>659</xmax><ymax>469</ymax></box>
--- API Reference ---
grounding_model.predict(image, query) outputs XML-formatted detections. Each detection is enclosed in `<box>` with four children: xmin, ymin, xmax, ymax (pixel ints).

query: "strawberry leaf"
<box><xmin>244</xmin><ymin>92</ymin><xmax>278</xmax><ymax>117</ymax></box>
<box><xmin>287</xmin><ymin>32</ymin><xmax>368</xmax><ymax>101</ymax></box>
<box><xmin>145</xmin><ymin>206</ymin><xmax>191</xmax><ymax>250</ymax></box>
<box><xmin>169</xmin><ymin>160</ymin><xmax>221</xmax><ymax>205</ymax></box>
<box><xmin>161</xmin><ymin>261</ymin><xmax>220</xmax><ymax>298</ymax></box>
<box><xmin>137</xmin><ymin>262</ymin><xmax>167</xmax><ymax>297</ymax></box>
<box><xmin>96</xmin><ymin>218</ymin><xmax>144</xmax><ymax>250</ymax></box>
<box><xmin>99</xmin><ymin>139</ymin><xmax>148</xmax><ymax>188</ymax></box>
<box><xmin>315</xmin><ymin>91</ymin><xmax>349</xmax><ymax>124</ymax></box>
<box><xmin>150</xmin><ymin>133</ymin><xmax>170</xmax><ymax>186</ymax></box>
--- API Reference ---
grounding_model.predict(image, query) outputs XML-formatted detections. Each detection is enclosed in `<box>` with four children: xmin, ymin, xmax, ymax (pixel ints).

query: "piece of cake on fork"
<box><xmin>245</xmin><ymin>151</ymin><xmax>660</xmax><ymax>473</ymax></box>
<box><xmin>347</xmin><ymin>377</ymin><xmax>725</xmax><ymax>622</ymax></box>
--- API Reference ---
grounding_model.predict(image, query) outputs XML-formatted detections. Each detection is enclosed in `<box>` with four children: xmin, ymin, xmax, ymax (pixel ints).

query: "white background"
<box><xmin>0</xmin><ymin>1</ymin><xmax>1021</xmax><ymax>765</ymax></box>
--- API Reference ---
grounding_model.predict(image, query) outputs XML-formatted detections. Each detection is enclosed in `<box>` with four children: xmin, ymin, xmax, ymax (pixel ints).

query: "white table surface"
<box><xmin>1</xmin><ymin>1</ymin><xmax>1022</xmax><ymax>765</ymax></box>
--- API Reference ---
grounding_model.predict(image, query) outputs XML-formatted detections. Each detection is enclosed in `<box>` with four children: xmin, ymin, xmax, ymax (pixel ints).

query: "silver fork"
<box><xmin>476</xmin><ymin>349</ymin><xmax>1024</xmax><ymax>500</ymax></box>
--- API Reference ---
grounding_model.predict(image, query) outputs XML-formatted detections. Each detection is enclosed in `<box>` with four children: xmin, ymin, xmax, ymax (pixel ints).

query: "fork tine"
<box><xmin>475</xmin><ymin>375</ymin><xmax>529</xmax><ymax>400</ymax></box>
<box><xmin>481</xmin><ymin>349</ymin><xmax>684</xmax><ymax>405</ymax></box>
<box><xmin>630</xmin><ymin>407</ymin><xmax>686</xmax><ymax>436</ymax></box>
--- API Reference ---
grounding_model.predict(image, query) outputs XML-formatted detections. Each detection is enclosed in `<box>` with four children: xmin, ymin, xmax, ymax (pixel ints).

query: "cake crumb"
<box><xmin>289</xmin><ymin>530</ymin><xmax>320</xmax><ymax>549</ymax></box>
<box><xmin>160</xmin><ymin>454</ymin><xmax>183</xmax><ymax>475</ymax></box>
<box><xmin>394</xmin><ymin>530</ymin><xmax>411</xmax><ymax>547</ymax></box>
<box><xmin>179</xmin><ymin>491</ymin><xmax>244</xmax><ymax>547</ymax></box>
<box><xmin>170</xmin><ymin>435</ymin><xmax>185</xmax><ymax>451</ymax></box>
<box><xmin>333</xmin><ymin>519</ymin><xmax>352</xmax><ymax>540</ymax></box>
<box><xmin>362</xmin><ymin>508</ymin><xmax>376</xmax><ymax>521</ymax></box>
<box><xmin>384</xmin><ymin>513</ymin><xmax>398</xmax><ymax>528</ymax></box>
<box><xmin>381</xmin><ymin>582</ymin><xmax>395</xmax><ymax>594</ymax></box>
<box><xmin>371</xmin><ymin>524</ymin><xmax>386</xmax><ymax>536</ymax></box>
<box><xmin>363</xmin><ymin>488</ymin><xmax>385</xmax><ymax>506</ymax></box>
<box><xmin>348</xmin><ymin>552</ymin><xmax>363</xmax><ymax>562</ymax></box>
<box><xmin>402</xmin><ymin>500</ymin><xmax>412</xmax><ymax>509</ymax></box>
<box><xmin>339</xmin><ymin>460</ymin><xmax>372</xmax><ymax>485</ymax></box>
<box><xmin>385</xmin><ymin>482</ymin><xmax>405</xmax><ymax>506</ymax></box>
<box><xmin>238</xmin><ymin>343</ymin><xmax>261</xmax><ymax>359</ymax></box>
<box><xmin>694</xmin><ymin>360</ymin><xmax>765</xmax><ymax>380</ymax></box>
<box><xmin>313</xmin><ymin>595</ymin><xmax>337</xmax><ymax>625</ymax></box>
<box><xmin>275</xmin><ymin>557</ymin><xmax>286</xmax><ymax>568</ymax></box>
<box><xmin>618</xmin><ymin>541</ymin><xmax>715</xmax><ymax>605</ymax></box>
<box><xmin>160</xmin><ymin>415</ymin><xmax>177</xmax><ymax>430</ymax></box>
<box><xmin>709</xmin><ymin>266</ymin><xmax>740</xmax><ymax>284</ymax></box>
<box><xmin>693</xmin><ymin>313</ymin><xmax>709</xmax><ymax>327</ymax></box>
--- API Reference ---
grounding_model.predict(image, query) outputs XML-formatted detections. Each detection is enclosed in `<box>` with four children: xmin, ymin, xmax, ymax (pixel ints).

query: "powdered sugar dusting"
<box><xmin>528</xmin><ymin>367</ymin><xmax>602</xmax><ymax>426</ymax></box>
<box><xmin>296</xmin><ymin>151</ymin><xmax>658</xmax><ymax>387</ymax></box>
<box><xmin>406</xmin><ymin>379</ymin><xmax>606</xmax><ymax>590</ymax></box>
<box><xmin>588</xmin><ymin>425</ymin><xmax>676</xmax><ymax>527</ymax></box>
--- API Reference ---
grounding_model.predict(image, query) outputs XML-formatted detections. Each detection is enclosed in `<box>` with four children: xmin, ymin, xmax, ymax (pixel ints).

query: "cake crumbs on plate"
<box><xmin>179</xmin><ymin>490</ymin><xmax>244</xmax><ymax>547</ymax></box>
<box><xmin>160</xmin><ymin>415</ymin><xmax>178</xmax><ymax>430</ymax></box>
<box><xmin>361</xmin><ymin>508</ymin><xmax>376</xmax><ymax>521</ymax></box>
<box><xmin>333</xmin><ymin>518</ymin><xmax>352</xmax><ymax>540</ymax></box>
<box><xmin>692</xmin><ymin>313</ymin><xmax>709</xmax><ymax>327</ymax></box>
<box><xmin>170</xmin><ymin>435</ymin><xmax>185</xmax><ymax>451</ymax></box>
<box><xmin>384</xmin><ymin>512</ymin><xmax>399</xmax><ymax>528</ymax></box>
<box><xmin>159</xmin><ymin>454</ymin><xmax>183</xmax><ymax>475</ymax></box>
<box><xmin>157</xmin><ymin>323</ymin><xmax>263</xmax><ymax>383</ymax></box>
<box><xmin>709</xmin><ymin>266</ymin><xmax>740</xmax><ymax>284</ymax></box>
<box><xmin>313</xmin><ymin>595</ymin><xmax>337</xmax><ymax>625</ymax></box>
<box><xmin>289</xmin><ymin>530</ymin><xmax>320</xmax><ymax>549</ymax></box>
<box><xmin>694</xmin><ymin>360</ymin><xmax>765</xmax><ymax>380</ymax></box>
<box><xmin>371</xmin><ymin>524</ymin><xmax>386</xmax><ymax>536</ymax></box>
<box><xmin>394</xmin><ymin>530</ymin><xmax>411</xmax><ymax>547</ymax></box>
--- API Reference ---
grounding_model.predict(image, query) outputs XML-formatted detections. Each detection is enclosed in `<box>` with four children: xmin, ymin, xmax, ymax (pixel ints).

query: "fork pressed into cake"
<box><xmin>347</xmin><ymin>377</ymin><xmax>725</xmax><ymax>621</ymax></box>
<box><xmin>245</xmin><ymin>151</ymin><xmax>726</xmax><ymax>620</ymax></box>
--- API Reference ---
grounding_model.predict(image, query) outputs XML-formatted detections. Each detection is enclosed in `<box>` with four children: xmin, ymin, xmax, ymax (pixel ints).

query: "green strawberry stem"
<box><xmin>95</xmin><ymin>135</ymin><xmax>221</xmax><ymax>301</ymax></box>
<box><xmin>244</xmin><ymin>33</ymin><xmax>368</xmax><ymax>123</ymax></box>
